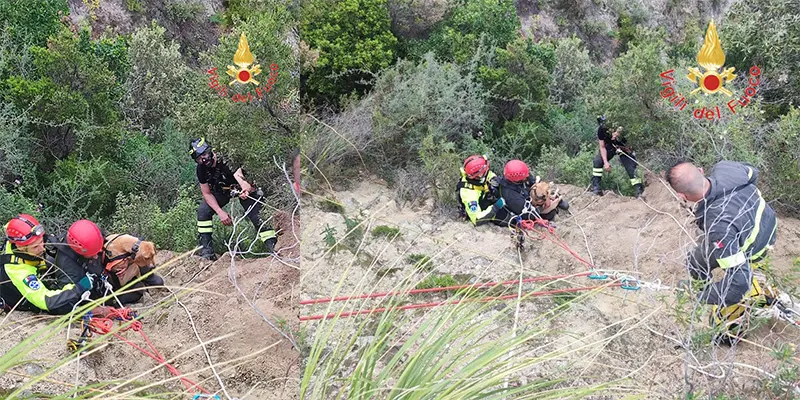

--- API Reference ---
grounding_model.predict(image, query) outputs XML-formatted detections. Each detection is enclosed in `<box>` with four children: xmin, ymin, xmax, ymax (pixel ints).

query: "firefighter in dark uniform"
<box><xmin>190</xmin><ymin>138</ymin><xmax>277</xmax><ymax>260</ymax></box>
<box><xmin>591</xmin><ymin>116</ymin><xmax>644</xmax><ymax>198</ymax></box>
<box><xmin>494</xmin><ymin>160</ymin><xmax>538</xmax><ymax>226</ymax></box>
<box><xmin>667</xmin><ymin>160</ymin><xmax>778</xmax><ymax>345</ymax></box>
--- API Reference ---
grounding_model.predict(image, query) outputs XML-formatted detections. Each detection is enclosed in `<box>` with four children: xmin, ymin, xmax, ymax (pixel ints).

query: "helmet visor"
<box><xmin>10</xmin><ymin>223</ymin><xmax>44</xmax><ymax>244</ymax></box>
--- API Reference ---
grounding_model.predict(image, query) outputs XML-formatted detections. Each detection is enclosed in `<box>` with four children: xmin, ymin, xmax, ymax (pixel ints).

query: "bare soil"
<box><xmin>301</xmin><ymin>172</ymin><xmax>800</xmax><ymax>398</ymax></box>
<box><xmin>0</xmin><ymin>211</ymin><xmax>300</xmax><ymax>399</ymax></box>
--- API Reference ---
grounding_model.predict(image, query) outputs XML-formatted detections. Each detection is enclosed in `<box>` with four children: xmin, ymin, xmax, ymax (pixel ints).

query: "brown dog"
<box><xmin>103</xmin><ymin>234</ymin><xmax>157</xmax><ymax>287</ymax></box>
<box><xmin>530</xmin><ymin>177</ymin><xmax>561</xmax><ymax>215</ymax></box>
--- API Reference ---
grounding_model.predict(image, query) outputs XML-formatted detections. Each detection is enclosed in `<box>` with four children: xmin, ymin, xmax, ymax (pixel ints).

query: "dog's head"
<box><xmin>104</xmin><ymin>234</ymin><xmax>157</xmax><ymax>268</ymax></box>
<box><xmin>530</xmin><ymin>181</ymin><xmax>550</xmax><ymax>207</ymax></box>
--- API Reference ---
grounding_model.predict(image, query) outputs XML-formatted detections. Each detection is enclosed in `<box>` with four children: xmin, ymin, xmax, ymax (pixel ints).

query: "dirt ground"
<box><xmin>301</xmin><ymin>172</ymin><xmax>800</xmax><ymax>398</ymax></box>
<box><xmin>0</xmin><ymin>210</ymin><xmax>300</xmax><ymax>399</ymax></box>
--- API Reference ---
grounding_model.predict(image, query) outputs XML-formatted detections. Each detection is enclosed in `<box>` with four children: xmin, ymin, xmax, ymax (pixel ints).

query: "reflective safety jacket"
<box><xmin>456</xmin><ymin>169</ymin><xmax>499</xmax><ymax>226</ymax></box>
<box><xmin>688</xmin><ymin>161</ymin><xmax>778</xmax><ymax>306</ymax></box>
<box><xmin>0</xmin><ymin>240</ymin><xmax>84</xmax><ymax>313</ymax></box>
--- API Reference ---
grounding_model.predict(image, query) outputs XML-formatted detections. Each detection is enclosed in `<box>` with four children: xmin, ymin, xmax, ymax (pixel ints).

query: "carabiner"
<box><xmin>620</xmin><ymin>277</ymin><xmax>641</xmax><ymax>291</ymax></box>
<box><xmin>588</xmin><ymin>270</ymin><xmax>608</xmax><ymax>280</ymax></box>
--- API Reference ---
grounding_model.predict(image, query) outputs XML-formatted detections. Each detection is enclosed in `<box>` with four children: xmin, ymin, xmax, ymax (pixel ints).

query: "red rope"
<box><xmin>87</xmin><ymin>307</ymin><xmax>209</xmax><ymax>395</ymax></box>
<box><xmin>301</xmin><ymin>271</ymin><xmax>594</xmax><ymax>305</ymax></box>
<box><xmin>300</xmin><ymin>283</ymin><xmax>620</xmax><ymax>321</ymax></box>
<box><xmin>520</xmin><ymin>219</ymin><xmax>597</xmax><ymax>270</ymax></box>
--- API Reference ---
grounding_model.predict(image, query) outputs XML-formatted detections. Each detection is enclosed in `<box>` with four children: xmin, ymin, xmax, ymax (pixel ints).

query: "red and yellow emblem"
<box><xmin>687</xmin><ymin>20</ymin><xmax>736</xmax><ymax>96</ymax></box>
<box><xmin>226</xmin><ymin>33</ymin><xmax>262</xmax><ymax>86</ymax></box>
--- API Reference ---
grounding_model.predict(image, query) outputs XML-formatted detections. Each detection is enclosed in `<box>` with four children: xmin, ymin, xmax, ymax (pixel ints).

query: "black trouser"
<box><xmin>197</xmin><ymin>191</ymin><xmax>276</xmax><ymax>243</ymax></box>
<box><xmin>592</xmin><ymin>150</ymin><xmax>641</xmax><ymax>187</ymax></box>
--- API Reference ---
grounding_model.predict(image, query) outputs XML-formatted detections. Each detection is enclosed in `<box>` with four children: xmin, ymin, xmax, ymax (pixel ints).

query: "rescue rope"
<box><xmin>81</xmin><ymin>307</ymin><xmax>210</xmax><ymax>395</ymax></box>
<box><xmin>300</xmin><ymin>271</ymin><xmax>594</xmax><ymax>305</ymax></box>
<box><xmin>300</xmin><ymin>283</ymin><xmax>623</xmax><ymax>321</ymax></box>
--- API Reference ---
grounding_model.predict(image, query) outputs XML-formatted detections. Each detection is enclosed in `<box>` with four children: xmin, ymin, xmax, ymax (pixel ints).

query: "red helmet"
<box><xmin>5</xmin><ymin>214</ymin><xmax>45</xmax><ymax>246</ymax></box>
<box><xmin>504</xmin><ymin>160</ymin><xmax>530</xmax><ymax>183</ymax></box>
<box><xmin>464</xmin><ymin>155</ymin><xmax>490</xmax><ymax>180</ymax></box>
<box><xmin>67</xmin><ymin>220</ymin><xmax>104</xmax><ymax>257</ymax></box>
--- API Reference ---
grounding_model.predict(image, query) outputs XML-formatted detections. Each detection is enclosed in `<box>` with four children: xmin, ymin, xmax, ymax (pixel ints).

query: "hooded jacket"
<box><xmin>689</xmin><ymin>161</ymin><xmax>778</xmax><ymax>306</ymax></box>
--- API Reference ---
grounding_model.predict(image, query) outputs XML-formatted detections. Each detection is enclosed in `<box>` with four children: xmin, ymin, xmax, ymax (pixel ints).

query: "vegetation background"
<box><xmin>0</xmin><ymin>0</ymin><xmax>301</xmax><ymax>254</ymax></box>
<box><xmin>299</xmin><ymin>0</ymin><xmax>800</xmax><ymax>215</ymax></box>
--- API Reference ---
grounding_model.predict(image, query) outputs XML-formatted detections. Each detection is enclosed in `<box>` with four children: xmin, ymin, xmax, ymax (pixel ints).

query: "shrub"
<box><xmin>300</xmin><ymin>0</ymin><xmax>398</xmax><ymax>105</ymax></box>
<box><xmin>0</xmin><ymin>0</ymin><xmax>67</xmax><ymax>49</ymax></box>
<box><xmin>407</xmin><ymin>0</ymin><xmax>519</xmax><ymax>64</ymax></box>
<box><xmin>478</xmin><ymin>37</ymin><xmax>554</xmax><ymax>123</ymax></box>
<box><xmin>369</xmin><ymin>53</ymin><xmax>487</xmax><ymax>165</ymax></box>
<box><xmin>763</xmin><ymin>107</ymin><xmax>800</xmax><ymax>214</ymax></box>
<box><xmin>123</xmin><ymin>22</ymin><xmax>192</xmax><ymax>135</ymax></box>
<box><xmin>110</xmin><ymin>184</ymin><xmax>199</xmax><ymax>252</ymax></box>
<box><xmin>721</xmin><ymin>0</ymin><xmax>800</xmax><ymax>118</ymax></box>
<box><xmin>549</xmin><ymin>36</ymin><xmax>593</xmax><ymax>111</ymax></box>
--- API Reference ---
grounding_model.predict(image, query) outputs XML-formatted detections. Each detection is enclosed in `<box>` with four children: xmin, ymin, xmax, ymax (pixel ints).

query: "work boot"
<box><xmin>557</xmin><ymin>198</ymin><xmax>569</xmax><ymax>211</ymax></box>
<box><xmin>265</xmin><ymin>237</ymin><xmax>277</xmax><ymax>254</ymax></box>
<box><xmin>591</xmin><ymin>176</ymin><xmax>602</xmax><ymax>196</ymax></box>
<box><xmin>198</xmin><ymin>233</ymin><xmax>217</xmax><ymax>261</ymax></box>
<box><xmin>138</xmin><ymin>265</ymin><xmax>164</xmax><ymax>287</ymax></box>
<box><xmin>634</xmin><ymin>183</ymin><xmax>644</xmax><ymax>199</ymax></box>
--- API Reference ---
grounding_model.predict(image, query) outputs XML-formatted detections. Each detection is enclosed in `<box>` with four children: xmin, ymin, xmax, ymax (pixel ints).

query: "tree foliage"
<box><xmin>300</xmin><ymin>0</ymin><xmax>398</xmax><ymax>105</ymax></box>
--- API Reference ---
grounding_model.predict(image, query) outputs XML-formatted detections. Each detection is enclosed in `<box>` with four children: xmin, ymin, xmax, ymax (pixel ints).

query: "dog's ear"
<box><xmin>135</xmin><ymin>241</ymin><xmax>157</xmax><ymax>266</ymax></box>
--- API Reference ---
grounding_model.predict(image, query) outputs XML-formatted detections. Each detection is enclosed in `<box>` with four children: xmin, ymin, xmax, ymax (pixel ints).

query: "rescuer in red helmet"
<box><xmin>455</xmin><ymin>155</ymin><xmax>504</xmax><ymax>226</ymax></box>
<box><xmin>0</xmin><ymin>214</ymin><xmax>97</xmax><ymax>314</ymax></box>
<box><xmin>53</xmin><ymin>219</ymin><xmax>110</xmax><ymax>296</ymax></box>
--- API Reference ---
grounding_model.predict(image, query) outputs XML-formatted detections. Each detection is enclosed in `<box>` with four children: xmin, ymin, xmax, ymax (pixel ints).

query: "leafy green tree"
<box><xmin>407</xmin><ymin>0</ymin><xmax>519</xmax><ymax>64</ymax></box>
<box><xmin>478</xmin><ymin>37</ymin><xmax>554</xmax><ymax>123</ymax></box>
<box><xmin>300</xmin><ymin>0</ymin><xmax>398</xmax><ymax>106</ymax></box>
<box><xmin>763</xmin><ymin>107</ymin><xmax>800</xmax><ymax>214</ymax></box>
<box><xmin>721</xmin><ymin>0</ymin><xmax>800</xmax><ymax>118</ymax></box>
<box><xmin>549</xmin><ymin>36</ymin><xmax>594</xmax><ymax>111</ymax></box>
<box><xmin>0</xmin><ymin>0</ymin><xmax>67</xmax><ymax>49</ymax></box>
<box><xmin>124</xmin><ymin>22</ymin><xmax>191</xmax><ymax>135</ymax></box>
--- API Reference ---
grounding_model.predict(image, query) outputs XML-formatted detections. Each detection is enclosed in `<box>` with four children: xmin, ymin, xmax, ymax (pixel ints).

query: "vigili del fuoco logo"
<box><xmin>658</xmin><ymin>20</ymin><xmax>762</xmax><ymax>121</ymax></box>
<box><xmin>207</xmin><ymin>33</ymin><xmax>279</xmax><ymax>103</ymax></box>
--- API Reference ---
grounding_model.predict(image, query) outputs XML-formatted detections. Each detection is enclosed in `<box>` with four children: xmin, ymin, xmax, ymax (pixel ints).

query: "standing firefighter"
<box><xmin>190</xmin><ymin>138</ymin><xmax>277</xmax><ymax>261</ymax></box>
<box><xmin>667</xmin><ymin>161</ymin><xmax>778</xmax><ymax>345</ymax></box>
<box><xmin>0</xmin><ymin>214</ymin><xmax>95</xmax><ymax>314</ymax></box>
<box><xmin>456</xmin><ymin>155</ymin><xmax>504</xmax><ymax>226</ymax></box>
<box><xmin>591</xmin><ymin>116</ymin><xmax>644</xmax><ymax>198</ymax></box>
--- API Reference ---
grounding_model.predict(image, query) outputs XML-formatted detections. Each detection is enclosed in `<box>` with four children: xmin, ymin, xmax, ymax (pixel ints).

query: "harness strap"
<box><xmin>103</xmin><ymin>235</ymin><xmax>142</xmax><ymax>271</ymax></box>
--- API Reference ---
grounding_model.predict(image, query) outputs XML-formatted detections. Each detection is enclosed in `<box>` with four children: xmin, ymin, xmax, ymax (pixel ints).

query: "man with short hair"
<box><xmin>666</xmin><ymin>160</ymin><xmax>778</xmax><ymax>345</ymax></box>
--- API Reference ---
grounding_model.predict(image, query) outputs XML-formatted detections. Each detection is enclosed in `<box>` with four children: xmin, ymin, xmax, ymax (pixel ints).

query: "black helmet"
<box><xmin>597</xmin><ymin>115</ymin><xmax>606</xmax><ymax>124</ymax></box>
<box><xmin>189</xmin><ymin>138</ymin><xmax>211</xmax><ymax>160</ymax></box>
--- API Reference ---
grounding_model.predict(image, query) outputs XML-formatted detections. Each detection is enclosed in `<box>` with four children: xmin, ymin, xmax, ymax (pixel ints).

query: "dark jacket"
<box><xmin>495</xmin><ymin>174</ymin><xmax>537</xmax><ymax>226</ymax></box>
<box><xmin>688</xmin><ymin>161</ymin><xmax>778</xmax><ymax>306</ymax></box>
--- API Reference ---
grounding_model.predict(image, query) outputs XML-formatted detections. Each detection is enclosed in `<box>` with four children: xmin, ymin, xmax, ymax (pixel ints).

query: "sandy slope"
<box><xmin>0</xmin><ymin>211</ymin><xmax>300</xmax><ymax>399</ymax></box>
<box><xmin>300</xmin><ymin>172</ymin><xmax>800</xmax><ymax>398</ymax></box>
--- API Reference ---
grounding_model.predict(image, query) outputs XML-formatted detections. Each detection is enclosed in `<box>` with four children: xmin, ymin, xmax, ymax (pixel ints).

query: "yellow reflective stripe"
<box><xmin>747</xmin><ymin>167</ymin><xmax>753</xmax><ymax>180</ymax></box>
<box><xmin>198</xmin><ymin>227</ymin><xmax>213</xmax><ymax>233</ymax></box>
<box><xmin>741</xmin><ymin>191</ymin><xmax>766</xmax><ymax>253</ymax></box>
<box><xmin>197</xmin><ymin>220</ymin><xmax>213</xmax><ymax>227</ymax></box>
<box><xmin>592</xmin><ymin>168</ymin><xmax>603</xmax><ymax>177</ymax></box>
<box><xmin>749</xmin><ymin>223</ymin><xmax>777</xmax><ymax>261</ymax></box>
<box><xmin>259</xmin><ymin>230</ymin><xmax>276</xmax><ymax>241</ymax></box>
<box><xmin>717</xmin><ymin>251</ymin><xmax>746</xmax><ymax>269</ymax></box>
<box><xmin>630</xmin><ymin>178</ymin><xmax>642</xmax><ymax>185</ymax></box>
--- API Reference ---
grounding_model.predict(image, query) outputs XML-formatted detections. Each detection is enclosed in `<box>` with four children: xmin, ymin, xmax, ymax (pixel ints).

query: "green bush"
<box><xmin>124</xmin><ymin>22</ymin><xmax>192</xmax><ymax>134</ymax></box>
<box><xmin>407</xmin><ymin>0</ymin><xmax>519</xmax><ymax>64</ymax></box>
<box><xmin>300</xmin><ymin>0</ymin><xmax>398</xmax><ymax>105</ymax></box>
<box><xmin>721</xmin><ymin>0</ymin><xmax>800</xmax><ymax>118</ymax></box>
<box><xmin>119</xmin><ymin>121</ymin><xmax>196</xmax><ymax>210</ymax></box>
<box><xmin>164</xmin><ymin>0</ymin><xmax>205</xmax><ymax>23</ymax></box>
<box><xmin>478</xmin><ymin>37</ymin><xmax>554</xmax><ymax>122</ymax></box>
<box><xmin>549</xmin><ymin>36</ymin><xmax>594</xmax><ymax>111</ymax></box>
<box><xmin>110</xmin><ymin>184</ymin><xmax>199</xmax><ymax>252</ymax></box>
<box><xmin>0</xmin><ymin>0</ymin><xmax>67</xmax><ymax>50</ymax></box>
<box><xmin>763</xmin><ymin>107</ymin><xmax>800</xmax><ymax>214</ymax></box>
<box><xmin>0</xmin><ymin>189</ymin><xmax>38</xmax><ymax>224</ymax></box>
<box><xmin>37</xmin><ymin>157</ymin><xmax>134</xmax><ymax>229</ymax></box>
<box><xmin>368</xmin><ymin>53</ymin><xmax>487</xmax><ymax>165</ymax></box>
